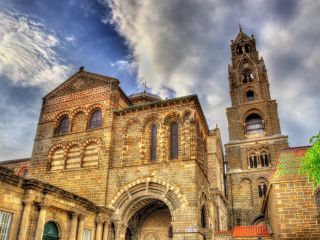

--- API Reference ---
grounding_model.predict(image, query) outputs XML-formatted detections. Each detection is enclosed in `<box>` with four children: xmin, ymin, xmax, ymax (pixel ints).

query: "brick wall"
<box><xmin>266</xmin><ymin>180</ymin><xmax>320</xmax><ymax>239</ymax></box>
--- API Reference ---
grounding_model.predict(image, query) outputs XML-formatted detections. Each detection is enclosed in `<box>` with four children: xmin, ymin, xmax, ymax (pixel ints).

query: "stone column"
<box><xmin>102</xmin><ymin>220</ymin><xmax>110</xmax><ymax>240</ymax></box>
<box><xmin>34</xmin><ymin>203</ymin><xmax>48</xmax><ymax>240</ymax></box>
<box><xmin>17</xmin><ymin>199</ymin><xmax>33</xmax><ymax>240</ymax></box>
<box><xmin>114</xmin><ymin>222</ymin><xmax>125</xmax><ymax>240</ymax></box>
<box><xmin>69</xmin><ymin>212</ymin><xmax>79</xmax><ymax>240</ymax></box>
<box><xmin>77</xmin><ymin>214</ymin><xmax>85</xmax><ymax>240</ymax></box>
<box><xmin>95</xmin><ymin>217</ymin><xmax>104</xmax><ymax>240</ymax></box>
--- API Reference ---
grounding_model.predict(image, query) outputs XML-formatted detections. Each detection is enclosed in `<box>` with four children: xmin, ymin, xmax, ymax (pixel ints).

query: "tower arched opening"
<box><xmin>245</xmin><ymin>113</ymin><xmax>264</xmax><ymax>135</ymax></box>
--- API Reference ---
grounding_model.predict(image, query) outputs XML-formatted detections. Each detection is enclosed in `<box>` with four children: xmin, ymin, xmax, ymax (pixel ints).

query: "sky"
<box><xmin>0</xmin><ymin>0</ymin><xmax>319</xmax><ymax>161</ymax></box>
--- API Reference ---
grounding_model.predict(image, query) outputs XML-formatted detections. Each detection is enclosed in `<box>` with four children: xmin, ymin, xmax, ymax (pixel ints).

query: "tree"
<box><xmin>301</xmin><ymin>131</ymin><xmax>320</xmax><ymax>187</ymax></box>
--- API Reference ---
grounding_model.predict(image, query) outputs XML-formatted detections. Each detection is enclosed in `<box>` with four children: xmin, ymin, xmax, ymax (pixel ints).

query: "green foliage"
<box><xmin>301</xmin><ymin>131</ymin><xmax>320</xmax><ymax>187</ymax></box>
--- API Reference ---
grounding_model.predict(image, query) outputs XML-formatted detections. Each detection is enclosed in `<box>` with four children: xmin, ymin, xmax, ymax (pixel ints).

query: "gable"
<box><xmin>44</xmin><ymin>70</ymin><xmax>119</xmax><ymax>100</ymax></box>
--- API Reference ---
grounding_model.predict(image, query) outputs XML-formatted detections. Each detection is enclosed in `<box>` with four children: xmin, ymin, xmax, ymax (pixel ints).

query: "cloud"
<box><xmin>105</xmin><ymin>0</ymin><xmax>320</xmax><ymax>146</ymax></box>
<box><xmin>0</xmin><ymin>9</ymin><xmax>72</xmax><ymax>90</ymax></box>
<box><xmin>110</xmin><ymin>58</ymin><xmax>137</xmax><ymax>75</ymax></box>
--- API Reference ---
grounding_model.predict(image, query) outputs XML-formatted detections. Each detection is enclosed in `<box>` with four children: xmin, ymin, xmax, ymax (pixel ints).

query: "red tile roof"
<box><xmin>233</xmin><ymin>225</ymin><xmax>270</xmax><ymax>237</ymax></box>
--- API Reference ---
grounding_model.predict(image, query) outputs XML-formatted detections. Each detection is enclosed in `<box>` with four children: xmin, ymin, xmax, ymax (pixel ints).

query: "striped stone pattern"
<box><xmin>66</xmin><ymin>146</ymin><xmax>81</xmax><ymax>169</ymax></box>
<box><xmin>51</xmin><ymin>148</ymin><xmax>64</xmax><ymax>171</ymax></box>
<box><xmin>83</xmin><ymin>143</ymin><xmax>98</xmax><ymax>167</ymax></box>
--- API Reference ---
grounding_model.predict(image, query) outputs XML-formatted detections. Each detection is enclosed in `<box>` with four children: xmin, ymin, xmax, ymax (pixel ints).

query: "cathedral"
<box><xmin>0</xmin><ymin>29</ymin><xmax>319</xmax><ymax>240</ymax></box>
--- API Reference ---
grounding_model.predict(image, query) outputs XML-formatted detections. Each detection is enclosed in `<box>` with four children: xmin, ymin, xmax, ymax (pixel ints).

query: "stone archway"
<box><xmin>110</xmin><ymin>177</ymin><xmax>188</xmax><ymax>240</ymax></box>
<box><xmin>124</xmin><ymin>198</ymin><xmax>171</xmax><ymax>240</ymax></box>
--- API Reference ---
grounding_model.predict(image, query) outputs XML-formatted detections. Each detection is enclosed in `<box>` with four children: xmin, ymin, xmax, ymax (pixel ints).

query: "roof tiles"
<box><xmin>270</xmin><ymin>146</ymin><xmax>309</xmax><ymax>181</ymax></box>
<box><xmin>233</xmin><ymin>225</ymin><xmax>270</xmax><ymax>237</ymax></box>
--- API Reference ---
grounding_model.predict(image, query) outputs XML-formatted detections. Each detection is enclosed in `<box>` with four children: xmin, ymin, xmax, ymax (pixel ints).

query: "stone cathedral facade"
<box><xmin>1</xmin><ymin>29</ymin><xmax>319</xmax><ymax>240</ymax></box>
<box><xmin>0</xmin><ymin>70</ymin><xmax>227</xmax><ymax>239</ymax></box>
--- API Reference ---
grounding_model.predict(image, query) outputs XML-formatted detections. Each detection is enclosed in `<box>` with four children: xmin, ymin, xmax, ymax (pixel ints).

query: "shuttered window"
<box><xmin>0</xmin><ymin>211</ymin><xmax>12</xmax><ymax>240</ymax></box>
<box><xmin>170</xmin><ymin>122</ymin><xmax>178</xmax><ymax>159</ymax></box>
<box><xmin>150</xmin><ymin>125</ymin><xmax>157</xmax><ymax>161</ymax></box>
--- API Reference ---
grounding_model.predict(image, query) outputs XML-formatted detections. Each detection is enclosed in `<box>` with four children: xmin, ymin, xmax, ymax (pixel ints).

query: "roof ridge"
<box><xmin>281</xmin><ymin>145</ymin><xmax>311</xmax><ymax>151</ymax></box>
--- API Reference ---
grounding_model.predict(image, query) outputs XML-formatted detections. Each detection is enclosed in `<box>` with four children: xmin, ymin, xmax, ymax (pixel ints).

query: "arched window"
<box><xmin>236</xmin><ymin>45</ymin><xmax>243</xmax><ymax>55</ymax></box>
<box><xmin>261</xmin><ymin>152</ymin><xmax>270</xmax><ymax>167</ymax></box>
<box><xmin>57</xmin><ymin>117</ymin><xmax>69</xmax><ymax>134</ymax></box>
<box><xmin>150</xmin><ymin>124</ymin><xmax>157</xmax><ymax>161</ymax></box>
<box><xmin>246</xmin><ymin>90</ymin><xmax>254</xmax><ymax>102</ymax></box>
<box><xmin>248</xmin><ymin>154</ymin><xmax>257</xmax><ymax>168</ymax></box>
<box><xmin>43</xmin><ymin>221</ymin><xmax>59</xmax><ymax>240</ymax></box>
<box><xmin>242</xmin><ymin>69</ymin><xmax>254</xmax><ymax>83</ymax></box>
<box><xmin>245</xmin><ymin>114</ymin><xmax>264</xmax><ymax>135</ymax></box>
<box><xmin>258</xmin><ymin>183</ymin><xmax>267</xmax><ymax>198</ymax></box>
<box><xmin>89</xmin><ymin>110</ymin><xmax>102</xmax><ymax>129</ymax></box>
<box><xmin>245</xmin><ymin>44</ymin><xmax>251</xmax><ymax>53</ymax></box>
<box><xmin>170</xmin><ymin>122</ymin><xmax>179</xmax><ymax>159</ymax></box>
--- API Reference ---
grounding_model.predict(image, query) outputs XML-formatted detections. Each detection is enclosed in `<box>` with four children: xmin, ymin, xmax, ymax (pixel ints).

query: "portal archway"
<box><xmin>43</xmin><ymin>221</ymin><xmax>59</xmax><ymax>240</ymax></box>
<box><xmin>110</xmin><ymin>177</ymin><xmax>187</xmax><ymax>240</ymax></box>
<box><xmin>124</xmin><ymin>198</ymin><xmax>171</xmax><ymax>240</ymax></box>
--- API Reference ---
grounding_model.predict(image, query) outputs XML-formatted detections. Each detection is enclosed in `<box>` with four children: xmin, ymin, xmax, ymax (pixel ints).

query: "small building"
<box><xmin>263</xmin><ymin>146</ymin><xmax>320</xmax><ymax>239</ymax></box>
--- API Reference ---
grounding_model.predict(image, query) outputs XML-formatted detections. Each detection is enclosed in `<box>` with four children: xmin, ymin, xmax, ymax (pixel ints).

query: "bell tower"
<box><xmin>225</xmin><ymin>28</ymin><xmax>288</xmax><ymax>228</ymax></box>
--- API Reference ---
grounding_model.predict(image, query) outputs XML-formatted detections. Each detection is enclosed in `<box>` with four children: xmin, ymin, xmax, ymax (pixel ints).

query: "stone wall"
<box><xmin>266</xmin><ymin>180</ymin><xmax>320</xmax><ymax>239</ymax></box>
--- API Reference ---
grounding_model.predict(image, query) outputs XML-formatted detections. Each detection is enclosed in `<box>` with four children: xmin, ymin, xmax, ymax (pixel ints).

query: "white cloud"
<box><xmin>105</xmin><ymin>0</ymin><xmax>320</xmax><ymax>146</ymax></box>
<box><xmin>110</xmin><ymin>58</ymin><xmax>137</xmax><ymax>75</ymax></box>
<box><xmin>0</xmin><ymin>9</ymin><xmax>72</xmax><ymax>90</ymax></box>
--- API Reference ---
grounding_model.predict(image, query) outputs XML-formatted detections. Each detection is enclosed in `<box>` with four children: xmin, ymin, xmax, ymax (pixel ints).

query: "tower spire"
<box><xmin>239</xmin><ymin>22</ymin><xmax>242</xmax><ymax>32</ymax></box>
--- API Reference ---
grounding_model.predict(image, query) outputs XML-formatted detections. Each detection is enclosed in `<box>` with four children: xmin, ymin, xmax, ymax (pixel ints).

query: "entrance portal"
<box><xmin>125</xmin><ymin>199</ymin><xmax>172</xmax><ymax>240</ymax></box>
<box><xmin>43</xmin><ymin>221</ymin><xmax>59</xmax><ymax>240</ymax></box>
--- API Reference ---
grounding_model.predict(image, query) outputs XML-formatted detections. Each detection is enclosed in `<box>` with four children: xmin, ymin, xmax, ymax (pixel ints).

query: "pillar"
<box><xmin>34</xmin><ymin>204</ymin><xmax>48</xmax><ymax>240</ymax></box>
<box><xmin>17</xmin><ymin>200</ymin><xmax>33</xmax><ymax>240</ymax></box>
<box><xmin>77</xmin><ymin>214</ymin><xmax>85</xmax><ymax>240</ymax></box>
<box><xmin>95</xmin><ymin>216</ymin><xmax>104</xmax><ymax>240</ymax></box>
<box><xmin>102</xmin><ymin>220</ymin><xmax>110</xmax><ymax>240</ymax></box>
<box><xmin>69</xmin><ymin>212</ymin><xmax>79</xmax><ymax>240</ymax></box>
<box><xmin>114</xmin><ymin>222</ymin><xmax>125</xmax><ymax>240</ymax></box>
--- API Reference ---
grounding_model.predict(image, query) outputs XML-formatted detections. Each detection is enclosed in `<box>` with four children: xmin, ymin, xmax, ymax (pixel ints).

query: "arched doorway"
<box><xmin>124</xmin><ymin>199</ymin><xmax>172</xmax><ymax>240</ymax></box>
<box><xmin>43</xmin><ymin>221</ymin><xmax>59</xmax><ymax>240</ymax></box>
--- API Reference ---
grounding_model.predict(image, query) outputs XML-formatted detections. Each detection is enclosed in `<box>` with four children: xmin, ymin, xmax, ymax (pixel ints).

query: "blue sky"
<box><xmin>0</xmin><ymin>0</ymin><xmax>319</xmax><ymax>160</ymax></box>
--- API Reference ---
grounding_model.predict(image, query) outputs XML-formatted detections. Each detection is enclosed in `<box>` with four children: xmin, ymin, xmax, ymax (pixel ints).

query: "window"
<box><xmin>0</xmin><ymin>211</ymin><xmax>12</xmax><ymax>240</ymax></box>
<box><xmin>261</xmin><ymin>153</ymin><xmax>270</xmax><ymax>167</ymax></box>
<box><xmin>245</xmin><ymin>114</ymin><xmax>264</xmax><ymax>135</ymax></box>
<box><xmin>57</xmin><ymin>117</ymin><xmax>69</xmax><ymax>134</ymax></box>
<box><xmin>242</xmin><ymin>69</ymin><xmax>254</xmax><ymax>83</ymax></box>
<box><xmin>246</xmin><ymin>90</ymin><xmax>254</xmax><ymax>102</ymax></box>
<box><xmin>89</xmin><ymin>110</ymin><xmax>102</xmax><ymax>129</ymax></box>
<box><xmin>150</xmin><ymin>125</ymin><xmax>157</xmax><ymax>161</ymax></box>
<box><xmin>258</xmin><ymin>183</ymin><xmax>267</xmax><ymax>198</ymax></box>
<box><xmin>248</xmin><ymin>154</ymin><xmax>257</xmax><ymax>168</ymax></box>
<box><xmin>82</xmin><ymin>229</ymin><xmax>91</xmax><ymax>240</ymax></box>
<box><xmin>245</xmin><ymin>44</ymin><xmax>251</xmax><ymax>53</ymax></box>
<box><xmin>236</xmin><ymin>45</ymin><xmax>243</xmax><ymax>55</ymax></box>
<box><xmin>170</xmin><ymin>122</ymin><xmax>179</xmax><ymax>159</ymax></box>
<box><xmin>43</xmin><ymin>221</ymin><xmax>59</xmax><ymax>240</ymax></box>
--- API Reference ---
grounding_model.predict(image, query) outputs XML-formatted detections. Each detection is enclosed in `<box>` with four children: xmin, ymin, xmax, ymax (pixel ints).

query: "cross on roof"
<box><xmin>143</xmin><ymin>81</ymin><xmax>149</xmax><ymax>93</ymax></box>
